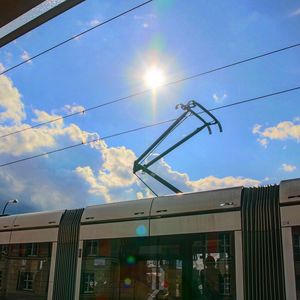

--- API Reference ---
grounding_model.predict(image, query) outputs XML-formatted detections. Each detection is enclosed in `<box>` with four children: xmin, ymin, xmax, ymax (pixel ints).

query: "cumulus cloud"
<box><xmin>32</xmin><ymin>109</ymin><xmax>64</xmax><ymax>127</ymax></box>
<box><xmin>0</xmin><ymin>107</ymin><xmax>92</xmax><ymax>156</ymax></box>
<box><xmin>77</xmin><ymin>150</ymin><xmax>260</xmax><ymax>204</ymax></box>
<box><xmin>146</xmin><ymin>157</ymin><xmax>260</xmax><ymax>193</ymax></box>
<box><xmin>253</xmin><ymin>119</ymin><xmax>300</xmax><ymax>146</ymax></box>
<box><xmin>281</xmin><ymin>163</ymin><xmax>296</xmax><ymax>173</ymax></box>
<box><xmin>64</xmin><ymin>104</ymin><xmax>85</xmax><ymax>114</ymax></box>
<box><xmin>76</xmin><ymin>145</ymin><xmax>137</xmax><ymax>202</ymax></box>
<box><xmin>0</xmin><ymin>65</ymin><xmax>26</xmax><ymax>124</ymax></box>
<box><xmin>0</xmin><ymin>69</ymin><xmax>262</xmax><ymax>211</ymax></box>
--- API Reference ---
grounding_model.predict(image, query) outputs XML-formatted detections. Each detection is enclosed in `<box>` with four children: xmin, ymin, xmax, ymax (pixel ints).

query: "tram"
<box><xmin>0</xmin><ymin>178</ymin><xmax>299</xmax><ymax>300</ymax></box>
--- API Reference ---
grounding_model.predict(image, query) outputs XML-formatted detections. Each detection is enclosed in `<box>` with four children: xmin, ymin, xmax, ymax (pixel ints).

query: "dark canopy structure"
<box><xmin>0</xmin><ymin>0</ymin><xmax>85</xmax><ymax>47</ymax></box>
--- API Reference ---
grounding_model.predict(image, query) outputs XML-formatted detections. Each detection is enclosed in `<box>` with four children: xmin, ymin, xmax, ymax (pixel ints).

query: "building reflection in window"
<box><xmin>0</xmin><ymin>242</ymin><xmax>51</xmax><ymax>300</ymax></box>
<box><xmin>293</xmin><ymin>227</ymin><xmax>300</xmax><ymax>300</ymax></box>
<box><xmin>80</xmin><ymin>232</ymin><xmax>236</xmax><ymax>300</ymax></box>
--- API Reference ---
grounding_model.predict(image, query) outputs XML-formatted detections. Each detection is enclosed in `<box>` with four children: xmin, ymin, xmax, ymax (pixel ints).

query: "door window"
<box><xmin>80</xmin><ymin>232</ymin><xmax>236</xmax><ymax>300</ymax></box>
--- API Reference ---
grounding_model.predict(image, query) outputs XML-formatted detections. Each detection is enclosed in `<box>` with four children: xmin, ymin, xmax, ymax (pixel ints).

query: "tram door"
<box><xmin>79</xmin><ymin>233</ymin><xmax>235</xmax><ymax>300</ymax></box>
<box><xmin>122</xmin><ymin>232</ymin><xmax>236</xmax><ymax>300</ymax></box>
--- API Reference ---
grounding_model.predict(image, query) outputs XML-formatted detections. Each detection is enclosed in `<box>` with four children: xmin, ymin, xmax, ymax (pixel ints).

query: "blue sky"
<box><xmin>0</xmin><ymin>0</ymin><xmax>299</xmax><ymax>214</ymax></box>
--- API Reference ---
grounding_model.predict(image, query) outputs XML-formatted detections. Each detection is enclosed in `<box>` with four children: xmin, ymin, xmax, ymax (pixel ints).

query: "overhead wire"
<box><xmin>1</xmin><ymin>42</ymin><xmax>300</xmax><ymax>140</ymax></box>
<box><xmin>135</xmin><ymin>173</ymin><xmax>158</xmax><ymax>197</ymax></box>
<box><xmin>0</xmin><ymin>0</ymin><xmax>153</xmax><ymax>76</ymax></box>
<box><xmin>0</xmin><ymin>85</ymin><xmax>299</xmax><ymax>169</ymax></box>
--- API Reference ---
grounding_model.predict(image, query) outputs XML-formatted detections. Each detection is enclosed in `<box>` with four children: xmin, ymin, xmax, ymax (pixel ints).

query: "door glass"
<box><xmin>192</xmin><ymin>233</ymin><xmax>235</xmax><ymax>299</ymax></box>
<box><xmin>80</xmin><ymin>232</ymin><xmax>236</xmax><ymax>300</ymax></box>
<box><xmin>293</xmin><ymin>227</ymin><xmax>300</xmax><ymax>300</ymax></box>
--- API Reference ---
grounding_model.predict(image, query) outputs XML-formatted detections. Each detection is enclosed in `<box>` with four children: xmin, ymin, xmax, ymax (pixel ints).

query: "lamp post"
<box><xmin>1</xmin><ymin>199</ymin><xmax>18</xmax><ymax>215</ymax></box>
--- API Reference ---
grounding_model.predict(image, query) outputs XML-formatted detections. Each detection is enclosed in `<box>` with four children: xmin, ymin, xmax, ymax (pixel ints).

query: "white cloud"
<box><xmin>76</xmin><ymin>166</ymin><xmax>111</xmax><ymax>202</ymax></box>
<box><xmin>0</xmin><ymin>106</ymin><xmax>93</xmax><ymax>156</ymax></box>
<box><xmin>0</xmin><ymin>64</ymin><xmax>5</xmax><ymax>72</ymax></box>
<box><xmin>76</xmin><ymin>145</ymin><xmax>137</xmax><ymax>202</ymax></box>
<box><xmin>32</xmin><ymin>109</ymin><xmax>64</xmax><ymax>127</ymax></box>
<box><xmin>187</xmin><ymin>175</ymin><xmax>260</xmax><ymax>191</ymax></box>
<box><xmin>20</xmin><ymin>51</ymin><xmax>32</xmax><ymax>63</ymax></box>
<box><xmin>257</xmin><ymin>138</ymin><xmax>268</xmax><ymax>148</ymax></box>
<box><xmin>134</xmin><ymin>159</ymin><xmax>260</xmax><ymax>195</ymax></box>
<box><xmin>212</xmin><ymin>93</ymin><xmax>227</xmax><ymax>104</ymax></box>
<box><xmin>0</xmin><ymin>65</ymin><xmax>26</xmax><ymax>124</ymax></box>
<box><xmin>253</xmin><ymin>119</ymin><xmax>300</xmax><ymax>146</ymax></box>
<box><xmin>64</xmin><ymin>104</ymin><xmax>85</xmax><ymax>115</ymax></box>
<box><xmin>76</xmin><ymin>152</ymin><xmax>260</xmax><ymax>203</ymax></box>
<box><xmin>252</xmin><ymin>124</ymin><xmax>262</xmax><ymax>134</ymax></box>
<box><xmin>282</xmin><ymin>163</ymin><xmax>296</xmax><ymax>173</ymax></box>
<box><xmin>0</xmin><ymin>70</ymin><xmax>262</xmax><ymax>211</ymax></box>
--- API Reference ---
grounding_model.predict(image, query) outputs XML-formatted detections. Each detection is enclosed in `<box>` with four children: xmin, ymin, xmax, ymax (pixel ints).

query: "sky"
<box><xmin>0</xmin><ymin>0</ymin><xmax>299</xmax><ymax>214</ymax></box>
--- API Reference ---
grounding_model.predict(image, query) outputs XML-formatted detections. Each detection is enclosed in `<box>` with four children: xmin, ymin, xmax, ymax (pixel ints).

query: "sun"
<box><xmin>144</xmin><ymin>66</ymin><xmax>165</xmax><ymax>89</ymax></box>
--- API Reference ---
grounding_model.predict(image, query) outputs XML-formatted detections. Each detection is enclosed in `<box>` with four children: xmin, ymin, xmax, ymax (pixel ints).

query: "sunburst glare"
<box><xmin>144</xmin><ymin>66</ymin><xmax>165</xmax><ymax>89</ymax></box>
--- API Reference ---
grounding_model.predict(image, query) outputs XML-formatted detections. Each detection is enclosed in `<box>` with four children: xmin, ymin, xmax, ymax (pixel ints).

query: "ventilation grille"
<box><xmin>241</xmin><ymin>186</ymin><xmax>286</xmax><ymax>300</ymax></box>
<box><xmin>52</xmin><ymin>208</ymin><xmax>84</xmax><ymax>300</ymax></box>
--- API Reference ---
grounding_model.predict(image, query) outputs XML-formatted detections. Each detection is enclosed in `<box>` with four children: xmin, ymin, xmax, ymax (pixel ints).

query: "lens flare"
<box><xmin>127</xmin><ymin>256</ymin><xmax>136</xmax><ymax>265</ymax></box>
<box><xmin>136</xmin><ymin>224</ymin><xmax>147</xmax><ymax>236</ymax></box>
<box><xmin>124</xmin><ymin>278</ymin><xmax>132</xmax><ymax>288</ymax></box>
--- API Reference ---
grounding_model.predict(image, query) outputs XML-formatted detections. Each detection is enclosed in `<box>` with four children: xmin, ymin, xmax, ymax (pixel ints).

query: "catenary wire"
<box><xmin>0</xmin><ymin>0</ymin><xmax>153</xmax><ymax>76</ymax></box>
<box><xmin>0</xmin><ymin>85</ymin><xmax>299</xmax><ymax>169</ymax></box>
<box><xmin>135</xmin><ymin>173</ymin><xmax>158</xmax><ymax>197</ymax></box>
<box><xmin>1</xmin><ymin>42</ymin><xmax>300</xmax><ymax>140</ymax></box>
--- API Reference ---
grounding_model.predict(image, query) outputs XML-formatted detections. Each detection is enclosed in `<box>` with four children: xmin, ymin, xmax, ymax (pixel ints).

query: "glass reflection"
<box><xmin>293</xmin><ymin>227</ymin><xmax>300</xmax><ymax>300</ymax></box>
<box><xmin>80</xmin><ymin>232</ymin><xmax>235</xmax><ymax>300</ymax></box>
<box><xmin>0</xmin><ymin>242</ymin><xmax>51</xmax><ymax>300</ymax></box>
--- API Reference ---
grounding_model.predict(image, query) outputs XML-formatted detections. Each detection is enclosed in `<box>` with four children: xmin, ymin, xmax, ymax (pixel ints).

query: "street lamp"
<box><xmin>1</xmin><ymin>199</ymin><xmax>18</xmax><ymax>215</ymax></box>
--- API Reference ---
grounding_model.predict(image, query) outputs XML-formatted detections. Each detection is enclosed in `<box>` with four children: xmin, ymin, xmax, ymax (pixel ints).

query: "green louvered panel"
<box><xmin>241</xmin><ymin>186</ymin><xmax>286</xmax><ymax>300</ymax></box>
<box><xmin>52</xmin><ymin>209</ymin><xmax>84</xmax><ymax>300</ymax></box>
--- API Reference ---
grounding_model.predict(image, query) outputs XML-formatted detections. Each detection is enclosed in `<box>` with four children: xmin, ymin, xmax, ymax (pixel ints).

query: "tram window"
<box><xmin>0</xmin><ymin>244</ymin><xmax>8</xmax><ymax>256</ymax></box>
<box><xmin>25</xmin><ymin>243</ymin><xmax>39</xmax><ymax>256</ymax></box>
<box><xmin>0</xmin><ymin>242</ymin><xmax>51</xmax><ymax>299</ymax></box>
<box><xmin>83</xmin><ymin>240</ymin><xmax>99</xmax><ymax>256</ymax></box>
<box><xmin>293</xmin><ymin>227</ymin><xmax>300</xmax><ymax>299</ymax></box>
<box><xmin>80</xmin><ymin>232</ymin><xmax>236</xmax><ymax>300</ymax></box>
<box><xmin>18</xmin><ymin>272</ymin><xmax>34</xmax><ymax>291</ymax></box>
<box><xmin>82</xmin><ymin>273</ymin><xmax>95</xmax><ymax>293</ymax></box>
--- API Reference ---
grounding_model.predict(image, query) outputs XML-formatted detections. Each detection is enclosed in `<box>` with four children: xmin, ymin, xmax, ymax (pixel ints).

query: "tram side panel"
<box><xmin>0</xmin><ymin>211</ymin><xmax>63</xmax><ymax>300</ymax></box>
<box><xmin>75</xmin><ymin>198</ymin><xmax>153</xmax><ymax>300</ymax></box>
<box><xmin>280</xmin><ymin>178</ymin><xmax>300</xmax><ymax>300</ymax></box>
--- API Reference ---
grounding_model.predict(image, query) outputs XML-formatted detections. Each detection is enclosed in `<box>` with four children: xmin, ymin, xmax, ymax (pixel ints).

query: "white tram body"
<box><xmin>0</xmin><ymin>178</ymin><xmax>299</xmax><ymax>300</ymax></box>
